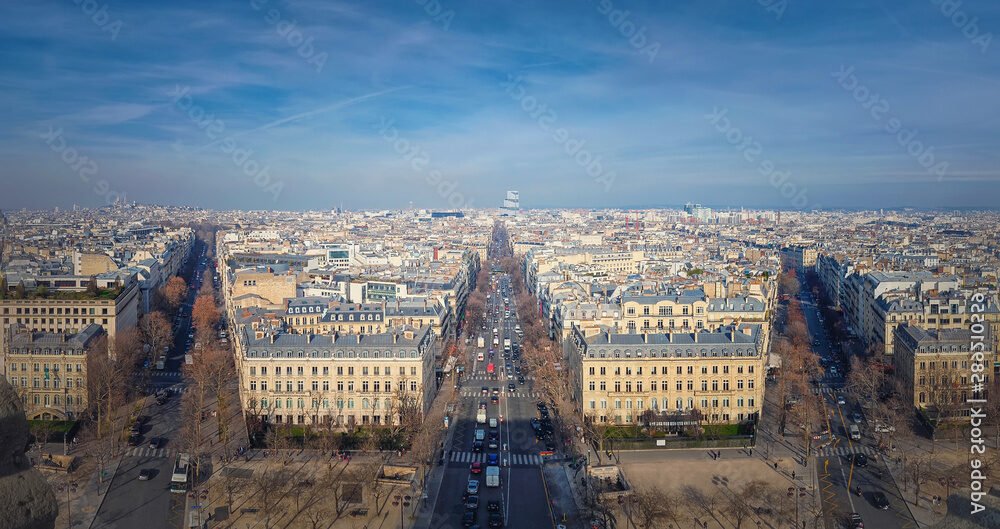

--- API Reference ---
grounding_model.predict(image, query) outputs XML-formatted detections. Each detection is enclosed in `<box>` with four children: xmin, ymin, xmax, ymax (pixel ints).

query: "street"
<box><xmin>92</xmin><ymin>239</ymin><xmax>215</xmax><ymax>529</ymax></box>
<box><xmin>430</xmin><ymin>228</ymin><xmax>561</xmax><ymax>529</ymax></box>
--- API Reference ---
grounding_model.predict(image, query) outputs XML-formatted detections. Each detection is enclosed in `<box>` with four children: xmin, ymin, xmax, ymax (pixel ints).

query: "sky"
<box><xmin>1</xmin><ymin>0</ymin><xmax>998</xmax><ymax>211</ymax></box>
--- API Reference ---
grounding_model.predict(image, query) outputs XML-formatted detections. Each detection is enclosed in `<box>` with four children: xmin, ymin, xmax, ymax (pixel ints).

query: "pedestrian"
<box><xmin>749</xmin><ymin>448</ymin><xmax>752</xmax><ymax>456</ymax></box>
<box><xmin>792</xmin><ymin>470</ymin><xmax>796</xmax><ymax>480</ymax></box>
<box><xmin>774</xmin><ymin>461</ymin><xmax>779</xmax><ymax>470</ymax></box>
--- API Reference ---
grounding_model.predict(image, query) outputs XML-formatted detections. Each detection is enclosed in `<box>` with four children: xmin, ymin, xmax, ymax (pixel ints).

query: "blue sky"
<box><xmin>1</xmin><ymin>0</ymin><xmax>998</xmax><ymax>210</ymax></box>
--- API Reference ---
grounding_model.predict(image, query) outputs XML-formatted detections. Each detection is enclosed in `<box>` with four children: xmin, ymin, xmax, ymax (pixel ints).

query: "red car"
<box><xmin>470</xmin><ymin>462</ymin><xmax>483</xmax><ymax>474</ymax></box>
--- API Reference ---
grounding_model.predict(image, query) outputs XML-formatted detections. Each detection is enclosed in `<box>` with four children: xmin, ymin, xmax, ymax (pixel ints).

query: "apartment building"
<box><xmin>0</xmin><ymin>276</ymin><xmax>140</xmax><ymax>372</ymax></box>
<box><xmin>893</xmin><ymin>325</ymin><xmax>991</xmax><ymax>421</ymax></box>
<box><xmin>4</xmin><ymin>324</ymin><xmax>103</xmax><ymax>420</ymax></box>
<box><xmin>238</xmin><ymin>325</ymin><xmax>437</xmax><ymax>428</ymax></box>
<box><xmin>568</xmin><ymin>324</ymin><xmax>765</xmax><ymax>426</ymax></box>
<box><xmin>231</xmin><ymin>268</ymin><xmax>298</xmax><ymax>308</ymax></box>
<box><xmin>278</xmin><ymin>298</ymin><xmax>448</xmax><ymax>338</ymax></box>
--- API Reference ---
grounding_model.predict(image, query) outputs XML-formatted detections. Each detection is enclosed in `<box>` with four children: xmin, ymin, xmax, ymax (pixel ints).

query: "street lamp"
<box><xmin>392</xmin><ymin>493</ymin><xmax>411</xmax><ymax>529</ymax></box>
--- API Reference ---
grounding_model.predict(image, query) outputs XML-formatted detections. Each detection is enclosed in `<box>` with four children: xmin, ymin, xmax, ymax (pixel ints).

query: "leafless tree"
<box><xmin>140</xmin><ymin>310</ymin><xmax>172</xmax><ymax>362</ymax></box>
<box><xmin>253</xmin><ymin>469</ymin><xmax>290</xmax><ymax>529</ymax></box>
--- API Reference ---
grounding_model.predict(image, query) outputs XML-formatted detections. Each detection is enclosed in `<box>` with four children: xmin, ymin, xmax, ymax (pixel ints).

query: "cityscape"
<box><xmin>1</xmin><ymin>2</ymin><xmax>999</xmax><ymax>529</ymax></box>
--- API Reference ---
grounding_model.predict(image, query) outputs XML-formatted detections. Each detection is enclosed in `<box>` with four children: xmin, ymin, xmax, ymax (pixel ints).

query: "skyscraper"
<box><xmin>503</xmin><ymin>190</ymin><xmax>520</xmax><ymax>212</ymax></box>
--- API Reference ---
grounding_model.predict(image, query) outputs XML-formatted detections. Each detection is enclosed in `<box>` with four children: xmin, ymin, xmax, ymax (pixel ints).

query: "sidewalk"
<box><xmin>413</xmin><ymin>377</ymin><xmax>459</xmax><ymax>529</ymax></box>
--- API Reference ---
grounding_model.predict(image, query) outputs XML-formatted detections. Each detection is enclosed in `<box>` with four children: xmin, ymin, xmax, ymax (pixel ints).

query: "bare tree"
<box><xmin>253</xmin><ymin>469</ymin><xmax>290</xmax><ymax>529</ymax></box>
<box><xmin>140</xmin><ymin>310</ymin><xmax>172</xmax><ymax>363</ymax></box>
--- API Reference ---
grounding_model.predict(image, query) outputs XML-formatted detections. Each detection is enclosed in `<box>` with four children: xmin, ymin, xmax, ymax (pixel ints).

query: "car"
<box><xmin>537</xmin><ymin>401</ymin><xmax>547</xmax><ymax>410</ymax></box>
<box><xmin>472</xmin><ymin>440</ymin><xmax>483</xmax><ymax>452</ymax></box>
<box><xmin>488</xmin><ymin>512</ymin><xmax>504</xmax><ymax>528</ymax></box>
<box><xmin>847</xmin><ymin>512</ymin><xmax>864</xmax><ymax>528</ymax></box>
<box><xmin>466</xmin><ymin>479</ymin><xmax>480</xmax><ymax>495</ymax></box>
<box><xmin>481</xmin><ymin>387</ymin><xmax>489</xmax><ymax>396</ymax></box>
<box><xmin>852</xmin><ymin>412</ymin><xmax>863</xmax><ymax>423</ymax></box>
<box><xmin>491</xmin><ymin>395</ymin><xmax>499</xmax><ymax>404</ymax></box>
<box><xmin>870</xmin><ymin>491</ymin><xmax>890</xmax><ymax>510</ymax></box>
<box><xmin>508</xmin><ymin>383</ymin><xmax>516</xmax><ymax>392</ymax></box>
<box><xmin>470</xmin><ymin>461</ymin><xmax>483</xmax><ymax>474</ymax></box>
<box><xmin>138</xmin><ymin>468</ymin><xmax>154</xmax><ymax>481</ymax></box>
<box><xmin>852</xmin><ymin>453</ymin><xmax>869</xmax><ymax>467</ymax></box>
<box><xmin>462</xmin><ymin>509</ymin><xmax>477</xmax><ymax>527</ymax></box>
<box><xmin>465</xmin><ymin>494</ymin><xmax>479</xmax><ymax>510</ymax></box>
<box><xmin>487</xmin><ymin>500</ymin><xmax>501</xmax><ymax>512</ymax></box>
<box><xmin>127</xmin><ymin>434</ymin><xmax>142</xmax><ymax>446</ymax></box>
<box><xmin>836</xmin><ymin>394</ymin><xmax>846</xmax><ymax>405</ymax></box>
<box><xmin>148</xmin><ymin>437</ymin><xmax>162</xmax><ymax>449</ymax></box>
<box><xmin>518</xmin><ymin>376</ymin><xmax>525</xmax><ymax>385</ymax></box>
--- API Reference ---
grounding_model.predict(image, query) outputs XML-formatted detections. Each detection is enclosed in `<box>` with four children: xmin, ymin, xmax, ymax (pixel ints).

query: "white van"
<box><xmin>849</xmin><ymin>424</ymin><xmax>861</xmax><ymax>441</ymax></box>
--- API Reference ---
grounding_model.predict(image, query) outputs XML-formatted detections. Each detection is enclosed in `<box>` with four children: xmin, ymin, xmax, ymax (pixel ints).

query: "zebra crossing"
<box><xmin>450</xmin><ymin>450</ymin><xmax>542</xmax><ymax>466</ymax></box>
<box><xmin>460</xmin><ymin>390</ymin><xmax>539</xmax><ymax>399</ymax></box>
<box><xmin>152</xmin><ymin>371</ymin><xmax>182</xmax><ymax>378</ymax></box>
<box><xmin>464</xmin><ymin>374</ymin><xmax>532</xmax><ymax>382</ymax></box>
<box><xmin>812</xmin><ymin>386</ymin><xmax>834</xmax><ymax>395</ymax></box>
<box><xmin>815</xmin><ymin>444</ymin><xmax>877</xmax><ymax>458</ymax></box>
<box><xmin>124</xmin><ymin>446</ymin><xmax>176</xmax><ymax>459</ymax></box>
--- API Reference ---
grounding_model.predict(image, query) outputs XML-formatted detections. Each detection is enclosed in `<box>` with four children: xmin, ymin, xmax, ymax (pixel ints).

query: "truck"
<box><xmin>476</xmin><ymin>406</ymin><xmax>487</xmax><ymax>424</ymax></box>
<box><xmin>486</xmin><ymin>465</ymin><xmax>500</xmax><ymax>487</ymax></box>
<box><xmin>477</xmin><ymin>336</ymin><xmax>485</xmax><ymax>348</ymax></box>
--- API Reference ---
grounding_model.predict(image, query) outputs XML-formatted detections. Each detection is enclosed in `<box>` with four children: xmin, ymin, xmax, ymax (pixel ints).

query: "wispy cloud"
<box><xmin>0</xmin><ymin>0</ymin><xmax>998</xmax><ymax>210</ymax></box>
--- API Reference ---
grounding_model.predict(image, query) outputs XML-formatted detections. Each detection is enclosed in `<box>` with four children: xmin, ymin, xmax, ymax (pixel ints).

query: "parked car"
<box><xmin>488</xmin><ymin>512</ymin><xmax>504</xmax><ymax>528</ymax></box>
<box><xmin>848</xmin><ymin>512</ymin><xmax>864</xmax><ymax>528</ymax></box>
<box><xmin>462</xmin><ymin>509</ymin><xmax>477</xmax><ymax>527</ymax></box>
<box><xmin>148</xmin><ymin>437</ymin><xmax>162</xmax><ymax>449</ymax></box>
<box><xmin>466</xmin><ymin>479</ymin><xmax>480</xmax><ymax>495</ymax></box>
<box><xmin>836</xmin><ymin>394</ymin><xmax>846</xmax><ymax>405</ymax></box>
<box><xmin>138</xmin><ymin>468</ymin><xmax>154</xmax><ymax>481</ymax></box>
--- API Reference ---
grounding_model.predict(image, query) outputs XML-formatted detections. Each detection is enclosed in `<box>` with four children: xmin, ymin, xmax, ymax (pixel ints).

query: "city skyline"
<box><xmin>2</xmin><ymin>0</ymin><xmax>999</xmax><ymax>210</ymax></box>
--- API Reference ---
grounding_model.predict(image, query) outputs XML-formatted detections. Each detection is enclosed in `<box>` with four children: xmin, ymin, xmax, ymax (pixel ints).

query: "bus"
<box><xmin>170</xmin><ymin>453</ymin><xmax>191</xmax><ymax>493</ymax></box>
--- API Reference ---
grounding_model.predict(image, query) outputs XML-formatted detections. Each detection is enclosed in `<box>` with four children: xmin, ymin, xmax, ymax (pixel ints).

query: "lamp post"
<box><xmin>392</xmin><ymin>493</ymin><xmax>411</xmax><ymax>529</ymax></box>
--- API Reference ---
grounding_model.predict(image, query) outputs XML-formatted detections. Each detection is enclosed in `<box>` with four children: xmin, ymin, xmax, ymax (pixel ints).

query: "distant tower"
<box><xmin>503</xmin><ymin>191</ymin><xmax>519</xmax><ymax>213</ymax></box>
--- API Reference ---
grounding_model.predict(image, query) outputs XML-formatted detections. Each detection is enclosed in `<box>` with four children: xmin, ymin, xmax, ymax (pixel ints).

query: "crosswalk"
<box><xmin>815</xmin><ymin>445</ymin><xmax>877</xmax><ymax>458</ymax></box>
<box><xmin>124</xmin><ymin>446</ymin><xmax>176</xmax><ymax>459</ymax></box>
<box><xmin>152</xmin><ymin>371</ymin><xmax>182</xmax><ymax>378</ymax></box>
<box><xmin>163</xmin><ymin>384</ymin><xmax>187</xmax><ymax>394</ymax></box>
<box><xmin>460</xmin><ymin>390</ymin><xmax>539</xmax><ymax>399</ymax></box>
<box><xmin>812</xmin><ymin>387</ymin><xmax>834</xmax><ymax>395</ymax></box>
<box><xmin>464</xmin><ymin>374</ymin><xmax>532</xmax><ymax>382</ymax></box>
<box><xmin>450</xmin><ymin>451</ymin><xmax>542</xmax><ymax>466</ymax></box>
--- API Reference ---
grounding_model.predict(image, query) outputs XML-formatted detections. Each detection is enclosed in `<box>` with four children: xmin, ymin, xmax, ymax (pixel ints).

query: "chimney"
<box><xmin>393</xmin><ymin>333</ymin><xmax>398</xmax><ymax>344</ymax></box>
<box><xmin>607</xmin><ymin>331</ymin><xmax>612</xmax><ymax>343</ymax></box>
<box><xmin>642</xmin><ymin>332</ymin><xmax>648</xmax><ymax>344</ymax></box>
<box><xmin>730</xmin><ymin>327</ymin><xmax>736</xmax><ymax>342</ymax></box>
<box><xmin>693</xmin><ymin>331</ymin><xmax>699</xmax><ymax>343</ymax></box>
<box><xmin>255</xmin><ymin>330</ymin><xmax>264</xmax><ymax>340</ymax></box>
<box><xmin>270</xmin><ymin>333</ymin><xmax>276</xmax><ymax>344</ymax></box>
<box><xmin>356</xmin><ymin>334</ymin><xmax>362</xmax><ymax>344</ymax></box>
